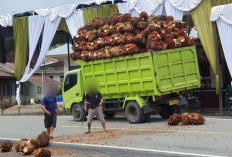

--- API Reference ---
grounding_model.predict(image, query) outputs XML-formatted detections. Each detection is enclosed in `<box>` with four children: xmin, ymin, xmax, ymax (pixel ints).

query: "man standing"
<box><xmin>41</xmin><ymin>88</ymin><xmax>58</xmax><ymax>139</ymax></box>
<box><xmin>84</xmin><ymin>87</ymin><xmax>106</xmax><ymax>134</ymax></box>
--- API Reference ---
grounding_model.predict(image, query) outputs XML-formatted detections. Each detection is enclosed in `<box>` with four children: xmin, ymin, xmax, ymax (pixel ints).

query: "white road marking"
<box><xmin>53</xmin><ymin>141</ymin><xmax>225</xmax><ymax>157</ymax></box>
<box><xmin>0</xmin><ymin>137</ymin><xmax>20</xmax><ymax>141</ymax></box>
<box><xmin>205</xmin><ymin>117</ymin><xmax>232</xmax><ymax>121</ymax></box>
<box><xmin>0</xmin><ymin>137</ymin><xmax>225</xmax><ymax>157</ymax></box>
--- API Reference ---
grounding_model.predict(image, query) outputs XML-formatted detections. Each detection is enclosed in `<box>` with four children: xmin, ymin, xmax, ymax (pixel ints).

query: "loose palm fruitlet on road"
<box><xmin>0</xmin><ymin>140</ymin><xmax>13</xmax><ymax>152</ymax></box>
<box><xmin>168</xmin><ymin>113</ymin><xmax>205</xmax><ymax>126</ymax></box>
<box><xmin>168</xmin><ymin>113</ymin><xmax>182</xmax><ymax>125</ymax></box>
<box><xmin>70</xmin><ymin>12</ymin><xmax>195</xmax><ymax>61</ymax></box>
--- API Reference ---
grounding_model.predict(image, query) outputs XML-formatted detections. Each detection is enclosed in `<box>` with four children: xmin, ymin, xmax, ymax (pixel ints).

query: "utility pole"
<box><xmin>67</xmin><ymin>34</ymin><xmax>71</xmax><ymax>71</ymax></box>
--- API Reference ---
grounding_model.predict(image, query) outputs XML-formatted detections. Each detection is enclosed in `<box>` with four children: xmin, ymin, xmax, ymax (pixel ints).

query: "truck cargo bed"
<box><xmin>74</xmin><ymin>46</ymin><xmax>201</xmax><ymax>99</ymax></box>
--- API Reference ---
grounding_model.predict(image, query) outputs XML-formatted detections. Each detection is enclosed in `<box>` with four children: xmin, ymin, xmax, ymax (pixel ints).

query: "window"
<box><xmin>64</xmin><ymin>73</ymin><xmax>77</xmax><ymax>92</ymax></box>
<box><xmin>0</xmin><ymin>81</ymin><xmax>11</xmax><ymax>96</ymax></box>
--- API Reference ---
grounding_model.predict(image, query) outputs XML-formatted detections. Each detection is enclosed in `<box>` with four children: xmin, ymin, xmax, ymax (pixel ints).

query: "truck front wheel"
<box><xmin>125</xmin><ymin>101</ymin><xmax>145</xmax><ymax>124</ymax></box>
<box><xmin>72</xmin><ymin>104</ymin><xmax>85</xmax><ymax>122</ymax></box>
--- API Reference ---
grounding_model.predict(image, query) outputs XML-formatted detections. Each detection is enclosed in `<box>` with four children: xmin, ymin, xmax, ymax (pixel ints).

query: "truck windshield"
<box><xmin>64</xmin><ymin>73</ymin><xmax>77</xmax><ymax>92</ymax></box>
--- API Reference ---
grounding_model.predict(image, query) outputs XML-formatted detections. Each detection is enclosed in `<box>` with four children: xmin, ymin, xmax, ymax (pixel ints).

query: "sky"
<box><xmin>0</xmin><ymin>0</ymin><xmax>95</xmax><ymax>15</ymax></box>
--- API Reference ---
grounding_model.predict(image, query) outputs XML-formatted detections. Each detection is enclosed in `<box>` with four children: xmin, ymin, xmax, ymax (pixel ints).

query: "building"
<box><xmin>0</xmin><ymin>63</ymin><xmax>61</xmax><ymax>105</ymax></box>
<box><xmin>46</xmin><ymin>44</ymin><xmax>79</xmax><ymax>75</ymax></box>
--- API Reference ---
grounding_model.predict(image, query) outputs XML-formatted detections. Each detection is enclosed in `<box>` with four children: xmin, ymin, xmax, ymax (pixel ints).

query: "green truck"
<box><xmin>62</xmin><ymin>46</ymin><xmax>201</xmax><ymax>123</ymax></box>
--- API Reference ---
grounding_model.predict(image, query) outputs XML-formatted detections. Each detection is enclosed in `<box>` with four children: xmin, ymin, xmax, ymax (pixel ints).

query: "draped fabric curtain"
<box><xmin>65</xmin><ymin>9</ymin><xmax>84</xmax><ymax>38</ymax></box>
<box><xmin>0</xmin><ymin>14</ymin><xmax>13</xmax><ymax>27</ymax></box>
<box><xmin>216</xmin><ymin>20</ymin><xmax>232</xmax><ymax>78</ymax></box>
<box><xmin>117</xmin><ymin>3</ymin><xmax>130</xmax><ymax>14</ymax></box>
<box><xmin>83</xmin><ymin>7</ymin><xmax>98</xmax><ymax>24</ymax></box>
<box><xmin>169</xmin><ymin>0</ymin><xmax>202</xmax><ymax>11</ymax></box>
<box><xmin>117</xmin><ymin>3</ymin><xmax>139</xmax><ymax>16</ymax></box>
<box><xmin>16</xmin><ymin>16</ymin><xmax>61</xmax><ymax>105</ymax></box>
<box><xmin>23</xmin><ymin>16</ymin><xmax>45</xmax><ymax>77</ymax></box>
<box><xmin>210</xmin><ymin>3</ymin><xmax>232</xmax><ymax>79</ymax></box>
<box><xmin>95</xmin><ymin>0</ymin><xmax>114</xmax><ymax>5</ymax></box>
<box><xmin>13</xmin><ymin>17</ymin><xmax>29</xmax><ymax>81</ymax></box>
<box><xmin>164</xmin><ymin>0</ymin><xmax>184</xmax><ymax>20</ymax></box>
<box><xmin>212</xmin><ymin>0</ymin><xmax>232</xmax><ymax>6</ymax></box>
<box><xmin>191</xmin><ymin>0</ymin><xmax>219</xmax><ymax>93</ymax></box>
<box><xmin>99</xmin><ymin>4</ymin><xmax>119</xmax><ymax>18</ymax></box>
<box><xmin>35</xmin><ymin>4</ymin><xmax>78</xmax><ymax>21</ymax></box>
<box><xmin>127</xmin><ymin>0</ymin><xmax>165</xmax><ymax>15</ymax></box>
<box><xmin>117</xmin><ymin>2</ymin><xmax>163</xmax><ymax>16</ymax></box>
<box><xmin>0</xmin><ymin>36</ymin><xmax>6</xmax><ymax>63</ymax></box>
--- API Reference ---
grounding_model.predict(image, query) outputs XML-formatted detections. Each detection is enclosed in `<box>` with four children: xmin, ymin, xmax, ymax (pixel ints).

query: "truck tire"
<box><xmin>144</xmin><ymin>113</ymin><xmax>151</xmax><ymax>122</ymax></box>
<box><xmin>104</xmin><ymin>112</ymin><xmax>116</xmax><ymax>118</ymax></box>
<box><xmin>159</xmin><ymin>106</ymin><xmax>172</xmax><ymax>119</ymax></box>
<box><xmin>72</xmin><ymin>104</ymin><xmax>85</xmax><ymax>122</ymax></box>
<box><xmin>125</xmin><ymin>101</ymin><xmax>145</xmax><ymax>124</ymax></box>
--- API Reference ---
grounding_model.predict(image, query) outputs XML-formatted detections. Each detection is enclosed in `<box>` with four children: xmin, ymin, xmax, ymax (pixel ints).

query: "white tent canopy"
<box><xmin>0</xmin><ymin>0</ymin><xmax>115</xmax><ymax>16</ymax></box>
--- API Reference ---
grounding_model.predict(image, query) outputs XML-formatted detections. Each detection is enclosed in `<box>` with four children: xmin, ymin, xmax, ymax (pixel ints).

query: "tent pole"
<box><xmin>213</xmin><ymin>23</ymin><xmax>223</xmax><ymax>116</ymax></box>
<box><xmin>67</xmin><ymin>34</ymin><xmax>71</xmax><ymax>71</ymax></box>
<box><xmin>42</xmin><ymin>69</ymin><xmax>44</xmax><ymax>98</ymax></box>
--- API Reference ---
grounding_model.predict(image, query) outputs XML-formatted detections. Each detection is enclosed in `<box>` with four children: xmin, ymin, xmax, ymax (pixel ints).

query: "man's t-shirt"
<box><xmin>85</xmin><ymin>92</ymin><xmax>102</xmax><ymax>109</ymax></box>
<box><xmin>42</xmin><ymin>96</ymin><xmax>57</xmax><ymax>114</ymax></box>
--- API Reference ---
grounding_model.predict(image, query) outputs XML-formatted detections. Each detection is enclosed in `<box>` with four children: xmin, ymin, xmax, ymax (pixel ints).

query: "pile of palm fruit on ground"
<box><xmin>70</xmin><ymin>11</ymin><xmax>195</xmax><ymax>61</ymax></box>
<box><xmin>0</xmin><ymin>131</ymin><xmax>51</xmax><ymax>157</ymax></box>
<box><xmin>168</xmin><ymin>113</ymin><xmax>205</xmax><ymax>126</ymax></box>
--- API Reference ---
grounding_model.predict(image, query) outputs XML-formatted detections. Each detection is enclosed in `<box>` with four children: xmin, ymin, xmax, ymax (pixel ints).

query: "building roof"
<box><xmin>0</xmin><ymin>70</ymin><xmax>13</xmax><ymax>77</ymax></box>
<box><xmin>0</xmin><ymin>62</ymin><xmax>61</xmax><ymax>86</ymax></box>
<box><xmin>46</xmin><ymin>44</ymin><xmax>72</xmax><ymax>57</ymax></box>
<box><xmin>0</xmin><ymin>62</ymin><xmax>14</xmax><ymax>73</ymax></box>
<box><xmin>28</xmin><ymin>75</ymin><xmax>61</xmax><ymax>87</ymax></box>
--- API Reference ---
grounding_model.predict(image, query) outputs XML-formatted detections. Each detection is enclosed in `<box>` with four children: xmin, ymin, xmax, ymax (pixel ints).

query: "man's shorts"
<box><xmin>87</xmin><ymin>106</ymin><xmax>105</xmax><ymax>124</ymax></box>
<box><xmin>44</xmin><ymin>112</ymin><xmax>57</xmax><ymax>128</ymax></box>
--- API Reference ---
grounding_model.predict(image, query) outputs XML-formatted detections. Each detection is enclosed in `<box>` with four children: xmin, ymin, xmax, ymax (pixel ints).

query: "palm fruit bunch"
<box><xmin>21</xmin><ymin>142</ymin><xmax>35</xmax><ymax>155</ymax></box>
<box><xmin>37</xmin><ymin>131</ymin><xmax>50</xmax><ymax>147</ymax></box>
<box><xmin>30</xmin><ymin>139</ymin><xmax>40</xmax><ymax>149</ymax></box>
<box><xmin>70</xmin><ymin>11</ymin><xmax>195</xmax><ymax>61</ymax></box>
<box><xmin>168</xmin><ymin>114</ymin><xmax>182</xmax><ymax>125</ymax></box>
<box><xmin>168</xmin><ymin>113</ymin><xmax>205</xmax><ymax>126</ymax></box>
<box><xmin>34</xmin><ymin>148</ymin><xmax>51</xmax><ymax>157</ymax></box>
<box><xmin>190</xmin><ymin>113</ymin><xmax>205</xmax><ymax>125</ymax></box>
<box><xmin>15</xmin><ymin>139</ymin><xmax>28</xmax><ymax>152</ymax></box>
<box><xmin>15</xmin><ymin>138</ymin><xmax>40</xmax><ymax>155</ymax></box>
<box><xmin>181</xmin><ymin>113</ymin><xmax>192</xmax><ymax>125</ymax></box>
<box><xmin>0</xmin><ymin>140</ymin><xmax>13</xmax><ymax>152</ymax></box>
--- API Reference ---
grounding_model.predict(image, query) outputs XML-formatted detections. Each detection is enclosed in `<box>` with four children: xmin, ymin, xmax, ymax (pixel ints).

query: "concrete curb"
<box><xmin>0</xmin><ymin>138</ymin><xmax>224</xmax><ymax>157</ymax></box>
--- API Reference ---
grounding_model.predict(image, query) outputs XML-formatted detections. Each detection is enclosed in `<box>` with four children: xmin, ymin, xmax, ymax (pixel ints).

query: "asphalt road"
<box><xmin>0</xmin><ymin>115</ymin><xmax>232</xmax><ymax>157</ymax></box>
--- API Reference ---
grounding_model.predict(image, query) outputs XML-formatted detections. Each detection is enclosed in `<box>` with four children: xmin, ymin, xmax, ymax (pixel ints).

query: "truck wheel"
<box><xmin>72</xmin><ymin>104</ymin><xmax>85</xmax><ymax>122</ymax></box>
<box><xmin>125</xmin><ymin>101</ymin><xmax>145</xmax><ymax>124</ymax></box>
<box><xmin>143</xmin><ymin>113</ymin><xmax>151</xmax><ymax>122</ymax></box>
<box><xmin>104</xmin><ymin>112</ymin><xmax>116</xmax><ymax>118</ymax></box>
<box><xmin>159</xmin><ymin>106</ymin><xmax>172</xmax><ymax>119</ymax></box>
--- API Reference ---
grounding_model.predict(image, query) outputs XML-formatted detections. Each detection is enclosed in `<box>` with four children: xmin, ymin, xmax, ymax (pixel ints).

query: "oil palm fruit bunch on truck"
<box><xmin>70</xmin><ymin>12</ymin><xmax>195</xmax><ymax>61</ymax></box>
<box><xmin>64</xmin><ymin>12</ymin><xmax>201</xmax><ymax>124</ymax></box>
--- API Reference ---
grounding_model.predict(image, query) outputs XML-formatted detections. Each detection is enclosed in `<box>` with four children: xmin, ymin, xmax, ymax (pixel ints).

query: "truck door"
<box><xmin>63</xmin><ymin>72</ymin><xmax>80</xmax><ymax>110</ymax></box>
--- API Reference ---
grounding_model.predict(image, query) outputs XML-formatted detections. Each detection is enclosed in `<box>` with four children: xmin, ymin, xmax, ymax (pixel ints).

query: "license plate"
<box><xmin>169</xmin><ymin>99</ymin><xmax>180</xmax><ymax>106</ymax></box>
